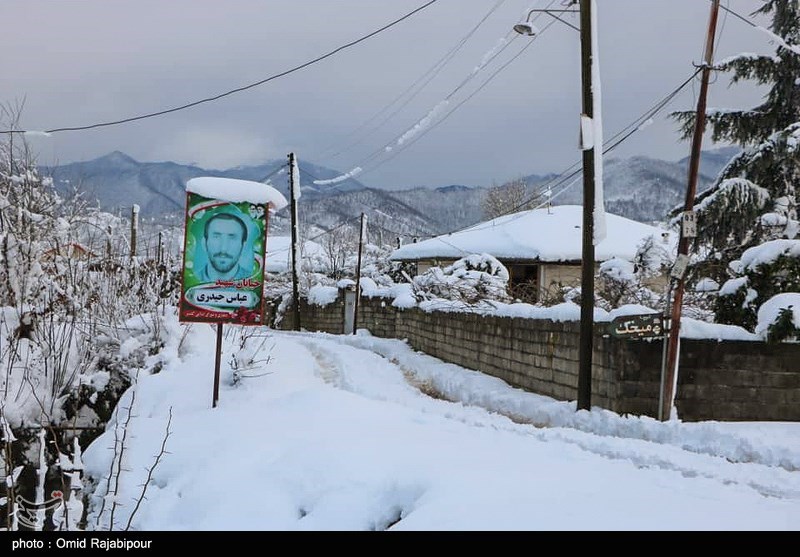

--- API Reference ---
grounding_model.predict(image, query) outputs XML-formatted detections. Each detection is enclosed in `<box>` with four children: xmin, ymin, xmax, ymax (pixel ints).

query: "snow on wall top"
<box><xmin>186</xmin><ymin>177</ymin><xmax>288</xmax><ymax>209</ymax></box>
<box><xmin>390</xmin><ymin>205</ymin><xmax>673</xmax><ymax>263</ymax></box>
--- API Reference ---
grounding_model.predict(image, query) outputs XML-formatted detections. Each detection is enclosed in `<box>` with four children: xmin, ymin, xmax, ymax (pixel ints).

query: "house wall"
<box><xmin>540</xmin><ymin>264</ymin><xmax>582</xmax><ymax>293</ymax></box>
<box><xmin>415</xmin><ymin>260</ymin><xmax>456</xmax><ymax>275</ymax></box>
<box><xmin>270</xmin><ymin>292</ymin><xmax>800</xmax><ymax>422</ymax></box>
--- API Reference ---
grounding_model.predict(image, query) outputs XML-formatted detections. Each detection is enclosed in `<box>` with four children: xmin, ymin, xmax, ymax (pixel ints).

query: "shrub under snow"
<box><xmin>756</xmin><ymin>292</ymin><xmax>800</xmax><ymax>343</ymax></box>
<box><xmin>413</xmin><ymin>253</ymin><xmax>510</xmax><ymax>305</ymax></box>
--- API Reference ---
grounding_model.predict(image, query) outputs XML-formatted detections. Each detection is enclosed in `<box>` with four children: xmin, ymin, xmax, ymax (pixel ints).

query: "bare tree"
<box><xmin>321</xmin><ymin>224</ymin><xmax>357</xmax><ymax>280</ymax></box>
<box><xmin>481</xmin><ymin>178</ymin><xmax>536</xmax><ymax>219</ymax></box>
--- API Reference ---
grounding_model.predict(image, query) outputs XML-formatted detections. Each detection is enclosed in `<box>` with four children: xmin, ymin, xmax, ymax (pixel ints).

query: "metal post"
<box><xmin>658</xmin><ymin>283</ymin><xmax>673</xmax><ymax>420</ymax></box>
<box><xmin>288</xmin><ymin>153</ymin><xmax>302</xmax><ymax>331</ymax></box>
<box><xmin>212</xmin><ymin>323</ymin><xmax>222</xmax><ymax>408</ymax></box>
<box><xmin>130</xmin><ymin>204</ymin><xmax>139</xmax><ymax>260</ymax></box>
<box><xmin>661</xmin><ymin>0</ymin><xmax>721</xmax><ymax>422</ymax></box>
<box><xmin>353</xmin><ymin>212</ymin><xmax>367</xmax><ymax>335</ymax></box>
<box><xmin>577</xmin><ymin>0</ymin><xmax>596</xmax><ymax>411</ymax></box>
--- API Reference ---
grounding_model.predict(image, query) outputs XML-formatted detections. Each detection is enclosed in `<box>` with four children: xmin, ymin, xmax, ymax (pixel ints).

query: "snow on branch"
<box><xmin>716</xmin><ymin>52</ymin><xmax>780</xmax><ymax>66</ymax></box>
<box><xmin>695</xmin><ymin>178</ymin><xmax>770</xmax><ymax>214</ymax></box>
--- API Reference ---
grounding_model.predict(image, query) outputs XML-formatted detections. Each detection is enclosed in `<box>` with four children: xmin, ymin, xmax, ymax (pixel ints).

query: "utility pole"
<box><xmin>157</xmin><ymin>231</ymin><xmax>164</xmax><ymax>264</ymax></box>
<box><xmin>353</xmin><ymin>212</ymin><xmax>367</xmax><ymax>335</ymax></box>
<box><xmin>661</xmin><ymin>0</ymin><xmax>721</xmax><ymax>422</ymax></box>
<box><xmin>130</xmin><ymin>204</ymin><xmax>139</xmax><ymax>260</ymax></box>
<box><xmin>288</xmin><ymin>153</ymin><xmax>302</xmax><ymax>331</ymax></box>
<box><xmin>577</xmin><ymin>0</ymin><xmax>597</xmax><ymax>411</ymax></box>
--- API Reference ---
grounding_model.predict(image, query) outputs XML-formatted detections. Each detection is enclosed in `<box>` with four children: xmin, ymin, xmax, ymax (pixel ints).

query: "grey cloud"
<box><xmin>1</xmin><ymin>1</ymin><xmax>773</xmax><ymax>188</ymax></box>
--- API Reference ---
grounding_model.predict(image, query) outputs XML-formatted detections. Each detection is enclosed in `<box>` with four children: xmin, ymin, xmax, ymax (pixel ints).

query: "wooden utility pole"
<box><xmin>130</xmin><ymin>204</ymin><xmax>139</xmax><ymax>259</ymax></box>
<box><xmin>353</xmin><ymin>212</ymin><xmax>367</xmax><ymax>335</ymax></box>
<box><xmin>288</xmin><ymin>153</ymin><xmax>302</xmax><ymax>331</ymax></box>
<box><xmin>661</xmin><ymin>0</ymin><xmax>721</xmax><ymax>422</ymax></box>
<box><xmin>157</xmin><ymin>231</ymin><xmax>164</xmax><ymax>264</ymax></box>
<box><xmin>577</xmin><ymin>0</ymin><xmax>597</xmax><ymax>412</ymax></box>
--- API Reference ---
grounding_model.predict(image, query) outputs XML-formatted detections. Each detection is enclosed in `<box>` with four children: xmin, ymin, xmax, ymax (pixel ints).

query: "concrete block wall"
<box><xmin>270</xmin><ymin>293</ymin><xmax>800</xmax><ymax>421</ymax></box>
<box><xmin>676</xmin><ymin>340</ymin><xmax>800</xmax><ymax>421</ymax></box>
<box><xmin>265</xmin><ymin>296</ymin><xmax>345</xmax><ymax>334</ymax></box>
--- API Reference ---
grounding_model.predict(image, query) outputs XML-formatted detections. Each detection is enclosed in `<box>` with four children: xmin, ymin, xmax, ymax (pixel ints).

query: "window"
<box><xmin>508</xmin><ymin>264</ymin><xmax>539</xmax><ymax>302</ymax></box>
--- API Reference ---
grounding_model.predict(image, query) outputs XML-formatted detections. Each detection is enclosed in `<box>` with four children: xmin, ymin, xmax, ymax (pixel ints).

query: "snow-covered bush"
<box><xmin>556</xmin><ymin>236</ymin><xmax>671</xmax><ymax>313</ymax></box>
<box><xmin>412</xmin><ymin>253</ymin><xmax>510</xmax><ymax>305</ymax></box>
<box><xmin>716</xmin><ymin>239</ymin><xmax>800</xmax><ymax>330</ymax></box>
<box><xmin>755</xmin><ymin>292</ymin><xmax>800</xmax><ymax>343</ymax></box>
<box><xmin>0</xmin><ymin>113</ymin><xmax>182</xmax><ymax>530</ymax></box>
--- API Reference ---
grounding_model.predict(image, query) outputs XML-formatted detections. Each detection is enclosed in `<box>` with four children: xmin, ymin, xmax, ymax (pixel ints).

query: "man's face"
<box><xmin>204</xmin><ymin>217</ymin><xmax>245</xmax><ymax>274</ymax></box>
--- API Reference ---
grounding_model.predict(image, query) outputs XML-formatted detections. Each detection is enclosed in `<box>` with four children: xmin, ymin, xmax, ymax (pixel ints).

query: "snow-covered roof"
<box><xmin>390</xmin><ymin>205</ymin><xmax>674</xmax><ymax>264</ymax></box>
<box><xmin>186</xmin><ymin>176</ymin><xmax>288</xmax><ymax>209</ymax></box>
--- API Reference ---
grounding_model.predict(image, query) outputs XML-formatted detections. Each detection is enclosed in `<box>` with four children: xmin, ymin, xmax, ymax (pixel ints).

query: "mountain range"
<box><xmin>47</xmin><ymin>147</ymin><xmax>739</xmax><ymax>238</ymax></box>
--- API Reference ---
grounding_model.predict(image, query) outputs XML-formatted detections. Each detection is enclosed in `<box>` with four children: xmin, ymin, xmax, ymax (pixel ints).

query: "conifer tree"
<box><xmin>673</xmin><ymin>0</ymin><xmax>800</xmax><ymax>274</ymax></box>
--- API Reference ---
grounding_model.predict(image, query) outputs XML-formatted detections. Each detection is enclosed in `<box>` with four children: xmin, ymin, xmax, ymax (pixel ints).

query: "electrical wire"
<box><xmin>713</xmin><ymin>0</ymin><xmax>758</xmax><ymax>29</ymax></box>
<box><xmin>0</xmin><ymin>0</ymin><xmax>440</xmax><ymax>135</ymax></box>
<box><xmin>426</xmin><ymin>67</ymin><xmax>703</xmax><ymax>240</ymax></box>
<box><xmin>319</xmin><ymin>0</ymin><xmax>510</xmax><ymax>160</ymax></box>
<box><xmin>323</xmin><ymin>3</ymin><xmax>565</xmax><ymax>188</ymax></box>
<box><xmin>360</xmin><ymin>17</ymin><xmax>558</xmax><ymax>179</ymax></box>
<box><xmin>350</xmin><ymin>32</ymin><xmax>522</xmax><ymax>171</ymax></box>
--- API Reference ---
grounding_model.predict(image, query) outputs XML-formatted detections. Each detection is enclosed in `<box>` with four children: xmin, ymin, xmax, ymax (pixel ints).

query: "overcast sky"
<box><xmin>1</xmin><ymin>0</ymin><xmax>776</xmax><ymax>189</ymax></box>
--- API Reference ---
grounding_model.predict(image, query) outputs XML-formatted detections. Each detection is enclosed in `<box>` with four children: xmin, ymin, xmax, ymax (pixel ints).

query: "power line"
<box><xmin>259</xmin><ymin>165</ymin><xmax>285</xmax><ymax>184</ymax></box>
<box><xmin>1</xmin><ymin>0</ymin><xmax>440</xmax><ymax>135</ymax></box>
<box><xmin>423</xmin><ymin>68</ymin><xmax>703</xmax><ymax>240</ymax></box>
<box><xmin>325</xmin><ymin>6</ymin><xmax>564</xmax><ymax>187</ymax></box>
<box><xmin>314</xmin><ymin>28</ymin><xmax>528</xmax><ymax>191</ymax></box>
<box><xmin>496</xmin><ymin>69</ymin><xmax>701</xmax><ymax>223</ymax></box>
<box><xmin>713</xmin><ymin>0</ymin><xmax>757</xmax><ymax>29</ymax></box>
<box><xmin>357</xmin><ymin>33</ymin><xmax>522</xmax><ymax>169</ymax></box>
<box><xmin>299</xmin><ymin>167</ymin><xmax>322</xmax><ymax>182</ymax></box>
<box><xmin>361</xmin><ymin>17</ymin><xmax>558</xmax><ymax>179</ymax></box>
<box><xmin>320</xmin><ymin>0</ymin><xmax>510</xmax><ymax>160</ymax></box>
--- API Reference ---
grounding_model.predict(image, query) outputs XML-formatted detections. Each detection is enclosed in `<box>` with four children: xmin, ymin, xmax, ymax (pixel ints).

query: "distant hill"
<box><xmin>522</xmin><ymin>147</ymin><xmax>740</xmax><ymax>224</ymax></box>
<box><xmin>46</xmin><ymin>152</ymin><xmax>367</xmax><ymax>216</ymax></box>
<box><xmin>45</xmin><ymin>147</ymin><xmax>740</xmax><ymax>239</ymax></box>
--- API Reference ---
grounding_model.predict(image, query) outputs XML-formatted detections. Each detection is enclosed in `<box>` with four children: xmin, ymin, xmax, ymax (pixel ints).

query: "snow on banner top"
<box><xmin>186</xmin><ymin>177</ymin><xmax>288</xmax><ymax>209</ymax></box>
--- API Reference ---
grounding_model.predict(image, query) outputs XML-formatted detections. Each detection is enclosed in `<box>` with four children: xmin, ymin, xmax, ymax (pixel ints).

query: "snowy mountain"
<box><xmin>524</xmin><ymin>147</ymin><xmax>740</xmax><ymax>224</ymax></box>
<box><xmin>46</xmin><ymin>147</ymin><xmax>739</xmax><ymax>236</ymax></box>
<box><xmin>46</xmin><ymin>152</ymin><xmax>368</xmax><ymax>216</ymax></box>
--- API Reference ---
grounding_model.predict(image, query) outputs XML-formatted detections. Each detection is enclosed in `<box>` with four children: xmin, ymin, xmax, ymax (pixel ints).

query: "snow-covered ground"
<box><xmin>83</xmin><ymin>315</ymin><xmax>800</xmax><ymax>531</ymax></box>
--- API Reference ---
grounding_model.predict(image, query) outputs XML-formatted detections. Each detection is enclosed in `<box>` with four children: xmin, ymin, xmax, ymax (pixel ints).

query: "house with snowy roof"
<box><xmin>390</xmin><ymin>205</ymin><xmax>674</xmax><ymax>302</ymax></box>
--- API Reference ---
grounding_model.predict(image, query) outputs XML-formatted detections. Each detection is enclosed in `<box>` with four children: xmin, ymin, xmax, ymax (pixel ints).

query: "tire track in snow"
<box><xmin>332</xmin><ymin>333</ymin><xmax>800</xmax><ymax>472</ymax></box>
<box><xmin>292</xmin><ymin>333</ymin><xmax>800</xmax><ymax>501</ymax></box>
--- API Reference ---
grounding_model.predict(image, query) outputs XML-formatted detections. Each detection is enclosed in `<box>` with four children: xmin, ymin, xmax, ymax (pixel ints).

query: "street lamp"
<box><xmin>513</xmin><ymin>8</ymin><xmax>580</xmax><ymax>36</ymax></box>
<box><xmin>513</xmin><ymin>15</ymin><xmax>540</xmax><ymax>37</ymax></box>
<box><xmin>513</xmin><ymin>1</ymin><xmax>599</xmax><ymax>412</ymax></box>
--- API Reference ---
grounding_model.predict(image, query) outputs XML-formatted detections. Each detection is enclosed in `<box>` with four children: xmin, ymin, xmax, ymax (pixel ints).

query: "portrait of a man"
<box><xmin>197</xmin><ymin>212</ymin><xmax>252</xmax><ymax>282</ymax></box>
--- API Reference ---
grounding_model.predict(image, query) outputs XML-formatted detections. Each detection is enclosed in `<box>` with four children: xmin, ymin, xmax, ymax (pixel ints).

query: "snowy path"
<box><xmin>315</xmin><ymin>333</ymin><xmax>800</xmax><ymax>470</ymax></box>
<box><xmin>82</xmin><ymin>322</ymin><xmax>800</xmax><ymax>530</ymax></box>
<box><xmin>293</xmin><ymin>332</ymin><xmax>800</xmax><ymax>502</ymax></box>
